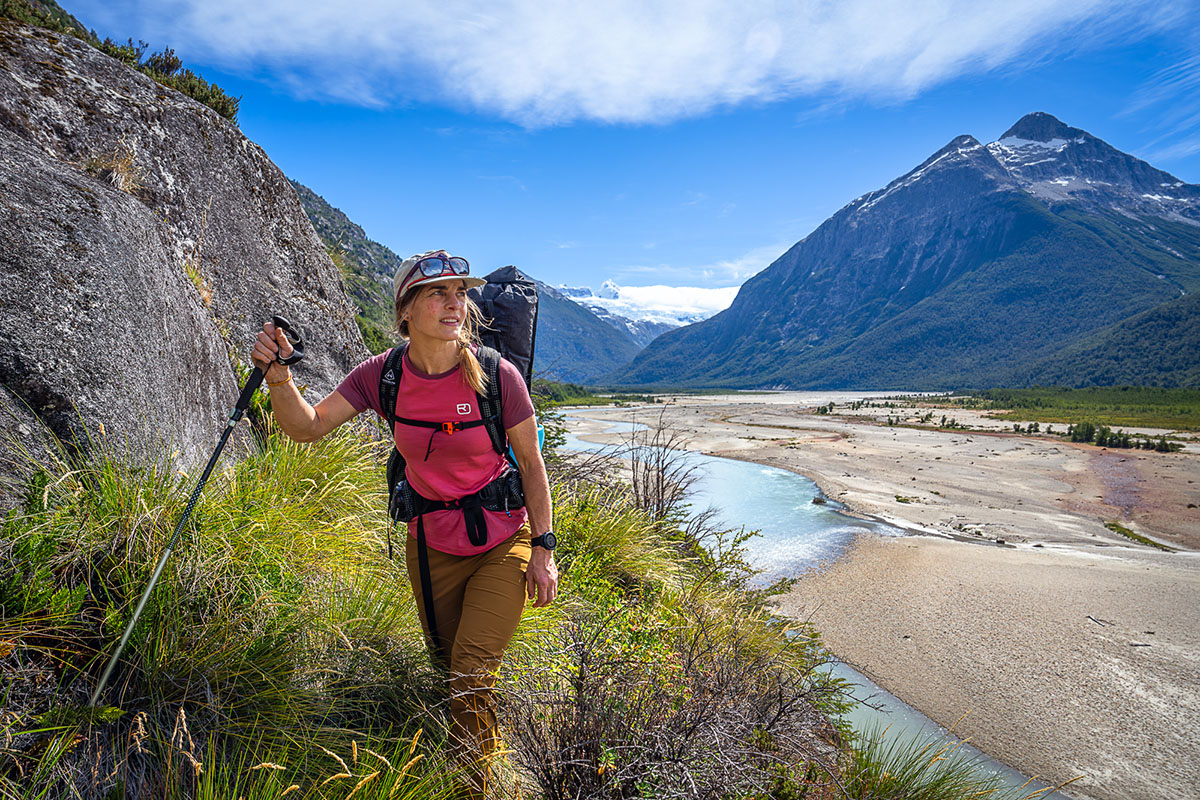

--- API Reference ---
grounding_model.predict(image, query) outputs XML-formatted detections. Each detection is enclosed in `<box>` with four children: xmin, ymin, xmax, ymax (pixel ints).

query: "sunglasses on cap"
<box><xmin>414</xmin><ymin>254</ymin><xmax>469</xmax><ymax>277</ymax></box>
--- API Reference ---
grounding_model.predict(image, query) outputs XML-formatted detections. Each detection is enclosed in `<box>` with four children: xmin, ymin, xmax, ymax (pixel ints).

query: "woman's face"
<box><xmin>406</xmin><ymin>278</ymin><xmax>468</xmax><ymax>342</ymax></box>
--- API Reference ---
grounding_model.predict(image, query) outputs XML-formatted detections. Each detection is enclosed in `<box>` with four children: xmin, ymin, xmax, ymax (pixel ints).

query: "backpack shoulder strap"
<box><xmin>379</xmin><ymin>344</ymin><xmax>406</xmax><ymax>428</ymax></box>
<box><xmin>475</xmin><ymin>345</ymin><xmax>507</xmax><ymax>458</ymax></box>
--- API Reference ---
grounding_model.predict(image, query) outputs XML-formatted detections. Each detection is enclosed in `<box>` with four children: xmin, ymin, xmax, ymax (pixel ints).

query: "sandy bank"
<box><xmin>777</xmin><ymin>534</ymin><xmax>1200</xmax><ymax>800</ymax></box>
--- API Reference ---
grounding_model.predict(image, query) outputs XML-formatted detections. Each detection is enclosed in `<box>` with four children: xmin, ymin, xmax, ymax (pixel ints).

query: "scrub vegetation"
<box><xmin>1</xmin><ymin>401</ymin><xmax>1048</xmax><ymax>798</ymax></box>
<box><xmin>944</xmin><ymin>386</ymin><xmax>1200</xmax><ymax>431</ymax></box>
<box><xmin>532</xmin><ymin>379</ymin><xmax>656</xmax><ymax>407</ymax></box>
<box><xmin>1103</xmin><ymin>521</ymin><xmax>1175</xmax><ymax>553</ymax></box>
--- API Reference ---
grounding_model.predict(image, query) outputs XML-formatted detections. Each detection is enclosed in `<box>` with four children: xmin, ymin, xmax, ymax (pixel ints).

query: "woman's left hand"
<box><xmin>526</xmin><ymin>546</ymin><xmax>558</xmax><ymax>608</ymax></box>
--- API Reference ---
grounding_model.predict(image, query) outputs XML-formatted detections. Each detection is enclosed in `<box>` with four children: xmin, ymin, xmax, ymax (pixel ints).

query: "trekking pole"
<box><xmin>88</xmin><ymin>315</ymin><xmax>304</xmax><ymax>707</ymax></box>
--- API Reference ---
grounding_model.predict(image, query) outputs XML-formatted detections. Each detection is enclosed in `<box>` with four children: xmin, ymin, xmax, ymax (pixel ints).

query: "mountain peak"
<box><xmin>999</xmin><ymin>112</ymin><xmax>1086</xmax><ymax>144</ymax></box>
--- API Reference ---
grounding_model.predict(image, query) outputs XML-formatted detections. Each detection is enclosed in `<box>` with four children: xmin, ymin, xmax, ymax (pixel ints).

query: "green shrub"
<box><xmin>94</xmin><ymin>38</ymin><xmax>241</xmax><ymax>123</ymax></box>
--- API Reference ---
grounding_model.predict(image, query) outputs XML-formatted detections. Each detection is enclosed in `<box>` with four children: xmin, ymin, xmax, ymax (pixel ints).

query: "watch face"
<box><xmin>544</xmin><ymin>531</ymin><xmax>557</xmax><ymax>549</ymax></box>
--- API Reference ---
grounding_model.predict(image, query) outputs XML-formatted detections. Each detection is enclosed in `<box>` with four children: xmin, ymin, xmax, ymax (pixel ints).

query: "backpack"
<box><xmin>377</xmin><ymin>267</ymin><xmax>539</xmax><ymax>663</ymax></box>
<box><xmin>469</xmin><ymin>265</ymin><xmax>539</xmax><ymax>389</ymax></box>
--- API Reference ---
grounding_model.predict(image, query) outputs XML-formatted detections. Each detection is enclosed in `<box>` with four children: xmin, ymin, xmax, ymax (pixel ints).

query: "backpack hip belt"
<box><xmin>389</xmin><ymin>467</ymin><xmax>525</xmax><ymax>547</ymax></box>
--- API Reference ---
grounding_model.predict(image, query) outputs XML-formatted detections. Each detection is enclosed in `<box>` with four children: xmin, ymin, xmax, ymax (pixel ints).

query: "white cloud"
<box><xmin>82</xmin><ymin>0</ymin><xmax>1172</xmax><ymax>126</ymax></box>
<box><xmin>564</xmin><ymin>241</ymin><xmax>788</xmax><ymax>323</ymax></box>
<box><xmin>614</xmin><ymin>284</ymin><xmax>739</xmax><ymax>320</ymax></box>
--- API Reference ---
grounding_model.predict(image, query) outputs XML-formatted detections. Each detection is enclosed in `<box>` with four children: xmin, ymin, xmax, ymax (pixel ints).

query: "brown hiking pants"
<box><xmin>405</xmin><ymin>522</ymin><xmax>531</xmax><ymax>794</ymax></box>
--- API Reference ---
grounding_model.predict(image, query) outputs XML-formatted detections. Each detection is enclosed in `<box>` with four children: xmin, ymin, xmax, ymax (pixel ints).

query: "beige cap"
<box><xmin>393</xmin><ymin>250</ymin><xmax>486</xmax><ymax>302</ymax></box>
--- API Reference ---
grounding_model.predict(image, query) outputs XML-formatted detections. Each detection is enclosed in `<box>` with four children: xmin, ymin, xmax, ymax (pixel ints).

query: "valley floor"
<box><xmin>565</xmin><ymin>393</ymin><xmax>1200</xmax><ymax>800</ymax></box>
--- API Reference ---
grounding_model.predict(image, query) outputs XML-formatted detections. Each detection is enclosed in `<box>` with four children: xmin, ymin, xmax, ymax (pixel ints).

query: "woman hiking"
<box><xmin>250</xmin><ymin>250</ymin><xmax>558</xmax><ymax>798</ymax></box>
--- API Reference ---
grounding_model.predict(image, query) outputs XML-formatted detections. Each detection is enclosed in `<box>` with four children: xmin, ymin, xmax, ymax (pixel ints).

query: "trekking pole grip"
<box><xmin>271</xmin><ymin>315</ymin><xmax>305</xmax><ymax>366</ymax></box>
<box><xmin>235</xmin><ymin>315</ymin><xmax>304</xmax><ymax>414</ymax></box>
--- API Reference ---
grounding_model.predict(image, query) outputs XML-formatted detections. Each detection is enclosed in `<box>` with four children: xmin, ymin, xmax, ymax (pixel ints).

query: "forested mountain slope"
<box><xmin>616</xmin><ymin>113</ymin><xmax>1199</xmax><ymax>389</ymax></box>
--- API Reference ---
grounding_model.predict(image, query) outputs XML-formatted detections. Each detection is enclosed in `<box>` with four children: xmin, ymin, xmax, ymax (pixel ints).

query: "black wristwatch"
<box><xmin>531</xmin><ymin>531</ymin><xmax>557</xmax><ymax>550</ymax></box>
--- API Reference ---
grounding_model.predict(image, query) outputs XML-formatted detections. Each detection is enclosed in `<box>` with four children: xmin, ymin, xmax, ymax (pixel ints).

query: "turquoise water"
<box><xmin>563</xmin><ymin>415</ymin><xmax>1068</xmax><ymax>799</ymax></box>
<box><xmin>564</xmin><ymin>418</ymin><xmax>895</xmax><ymax>582</ymax></box>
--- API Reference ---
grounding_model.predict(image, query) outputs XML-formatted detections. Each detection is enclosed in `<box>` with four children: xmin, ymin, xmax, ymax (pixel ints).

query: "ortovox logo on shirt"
<box><xmin>457</xmin><ymin>403</ymin><xmax>471</xmax><ymax>415</ymax></box>
<box><xmin>382</xmin><ymin>369</ymin><xmax>396</xmax><ymax>384</ymax></box>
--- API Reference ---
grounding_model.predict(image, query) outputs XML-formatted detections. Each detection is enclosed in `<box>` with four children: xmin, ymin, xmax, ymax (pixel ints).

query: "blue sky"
<box><xmin>71</xmin><ymin>1</ymin><xmax>1200</xmax><ymax>318</ymax></box>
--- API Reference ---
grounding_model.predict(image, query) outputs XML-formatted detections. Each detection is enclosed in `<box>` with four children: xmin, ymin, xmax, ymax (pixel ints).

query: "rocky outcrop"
<box><xmin>0</xmin><ymin>20</ymin><xmax>370</xmax><ymax>506</ymax></box>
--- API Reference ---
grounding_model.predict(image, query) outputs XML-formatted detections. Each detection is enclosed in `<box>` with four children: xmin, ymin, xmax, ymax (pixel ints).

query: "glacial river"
<box><xmin>563</xmin><ymin>415</ymin><xmax>1069</xmax><ymax>799</ymax></box>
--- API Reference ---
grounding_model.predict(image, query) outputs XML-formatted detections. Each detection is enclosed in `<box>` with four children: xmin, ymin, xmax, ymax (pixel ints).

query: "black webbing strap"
<box><xmin>380</xmin><ymin>346</ymin><xmax>406</xmax><ymax>432</ymax></box>
<box><xmin>394</xmin><ymin>415</ymin><xmax>494</xmax><ymax>460</ymax></box>
<box><xmin>464</xmin><ymin>500</ymin><xmax>488</xmax><ymax>548</ymax></box>
<box><xmin>416</xmin><ymin>515</ymin><xmax>446</xmax><ymax>666</ymax></box>
<box><xmin>411</xmin><ymin>492</ymin><xmax>491</xmax><ymax>548</ymax></box>
<box><xmin>380</xmin><ymin>346</ymin><xmax>405</xmax><ymax>560</ymax></box>
<box><xmin>476</xmin><ymin>349</ymin><xmax>508</xmax><ymax>460</ymax></box>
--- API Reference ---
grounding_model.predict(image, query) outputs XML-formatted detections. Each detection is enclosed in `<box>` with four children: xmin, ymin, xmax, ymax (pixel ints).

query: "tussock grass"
<box><xmin>1</xmin><ymin>416</ymin><xmax>446</xmax><ymax>797</ymax></box>
<box><xmin>83</xmin><ymin>135</ymin><xmax>145</xmax><ymax>195</ymax></box>
<box><xmin>843</xmin><ymin>723</ymin><xmax>1069</xmax><ymax>799</ymax></box>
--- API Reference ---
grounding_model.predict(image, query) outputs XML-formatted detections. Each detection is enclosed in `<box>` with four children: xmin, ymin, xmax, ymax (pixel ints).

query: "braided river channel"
<box><xmin>563</xmin><ymin>414</ymin><xmax>1069</xmax><ymax>799</ymax></box>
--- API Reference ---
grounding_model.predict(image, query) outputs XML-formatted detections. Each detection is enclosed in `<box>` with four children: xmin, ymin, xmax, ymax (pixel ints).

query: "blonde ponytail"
<box><xmin>457</xmin><ymin>295</ymin><xmax>488</xmax><ymax>395</ymax></box>
<box><xmin>458</xmin><ymin>343</ymin><xmax>486</xmax><ymax>395</ymax></box>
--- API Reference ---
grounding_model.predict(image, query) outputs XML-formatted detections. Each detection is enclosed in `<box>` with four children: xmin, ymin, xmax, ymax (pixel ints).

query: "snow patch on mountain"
<box><xmin>994</xmin><ymin>135</ymin><xmax>1082</xmax><ymax>151</ymax></box>
<box><xmin>558</xmin><ymin>282</ymin><xmax>739</xmax><ymax>327</ymax></box>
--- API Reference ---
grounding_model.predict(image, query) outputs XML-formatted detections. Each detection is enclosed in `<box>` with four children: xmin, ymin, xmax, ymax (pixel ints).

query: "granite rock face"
<box><xmin>0</xmin><ymin>20</ymin><xmax>370</xmax><ymax>506</ymax></box>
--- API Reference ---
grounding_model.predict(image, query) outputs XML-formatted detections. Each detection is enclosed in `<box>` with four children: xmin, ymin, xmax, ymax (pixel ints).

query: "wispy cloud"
<box><xmin>613</xmin><ymin>241</ymin><xmax>787</xmax><ymax>286</ymax></box>
<box><xmin>81</xmin><ymin>0</ymin><xmax>1174</xmax><ymax>126</ymax></box>
<box><xmin>1141</xmin><ymin>134</ymin><xmax>1200</xmax><ymax>163</ymax></box>
<box><xmin>475</xmin><ymin>174</ymin><xmax>528</xmax><ymax>191</ymax></box>
<box><xmin>1124</xmin><ymin>49</ymin><xmax>1200</xmax><ymax>167</ymax></box>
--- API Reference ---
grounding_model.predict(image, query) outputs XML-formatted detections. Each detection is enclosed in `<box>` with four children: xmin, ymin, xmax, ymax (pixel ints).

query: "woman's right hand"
<box><xmin>250</xmin><ymin>321</ymin><xmax>295</xmax><ymax>383</ymax></box>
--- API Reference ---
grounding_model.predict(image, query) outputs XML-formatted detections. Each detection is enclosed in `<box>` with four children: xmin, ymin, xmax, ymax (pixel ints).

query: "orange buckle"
<box><xmin>442</xmin><ymin>421</ymin><xmax>458</xmax><ymax>435</ymax></box>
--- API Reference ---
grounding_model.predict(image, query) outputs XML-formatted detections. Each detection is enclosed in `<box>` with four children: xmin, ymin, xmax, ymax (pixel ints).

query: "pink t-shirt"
<box><xmin>336</xmin><ymin>345</ymin><xmax>536</xmax><ymax>555</ymax></box>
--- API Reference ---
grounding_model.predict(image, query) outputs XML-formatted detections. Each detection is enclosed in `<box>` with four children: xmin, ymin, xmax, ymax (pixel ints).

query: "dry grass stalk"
<box><xmin>83</xmin><ymin>134</ymin><xmax>144</xmax><ymax>194</ymax></box>
<box><xmin>180</xmin><ymin>750</ymin><xmax>203</xmax><ymax>778</ymax></box>
<box><xmin>361</xmin><ymin>746</ymin><xmax>393</xmax><ymax>770</ymax></box>
<box><xmin>171</xmin><ymin>706</ymin><xmax>196</xmax><ymax>755</ymax></box>
<box><xmin>347</xmin><ymin>770</ymin><xmax>380</xmax><ymax>798</ymax></box>
<box><xmin>128</xmin><ymin>712</ymin><xmax>147</xmax><ymax>757</ymax></box>
<box><xmin>389</xmin><ymin>755</ymin><xmax>424</xmax><ymax>797</ymax></box>
<box><xmin>318</xmin><ymin>771</ymin><xmax>352</xmax><ymax>787</ymax></box>
<box><xmin>318</xmin><ymin>744</ymin><xmax>350</xmax><ymax>774</ymax></box>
